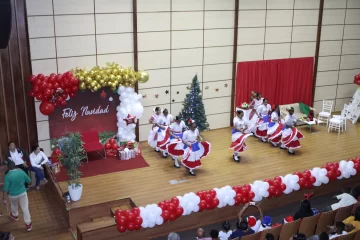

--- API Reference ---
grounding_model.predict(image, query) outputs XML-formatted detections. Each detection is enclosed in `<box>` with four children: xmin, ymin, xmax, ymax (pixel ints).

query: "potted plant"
<box><xmin>58</xmin><ymin>132</ymin><xmax>86</xmax><ymax>201</ymax></box>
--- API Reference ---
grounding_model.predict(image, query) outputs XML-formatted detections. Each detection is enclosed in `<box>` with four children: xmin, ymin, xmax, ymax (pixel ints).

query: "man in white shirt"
<box><xmin>284</xmin><ymin>107</ymin><xmax>297</xmax><ymax>127</ymax></box>
<box><xmin>322</xmin><ymin>187</ymin><xmax>359</xmax><ymax>212</ymax></box>
<box><xmin>6</xmin><ymin>142</ymin><xmax>30</xmax><ymax>189</ymax></box>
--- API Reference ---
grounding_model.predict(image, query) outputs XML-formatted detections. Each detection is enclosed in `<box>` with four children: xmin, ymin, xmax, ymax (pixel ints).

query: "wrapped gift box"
<box><xmin>118</xmin><ymin>149</ymin><xmax>137</xmax><ymax>160</ymax></box>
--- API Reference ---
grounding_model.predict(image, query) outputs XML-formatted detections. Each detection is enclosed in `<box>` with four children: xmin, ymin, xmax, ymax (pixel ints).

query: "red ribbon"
<box><xmin>304</xmin><ymin>192</ymin><xmax>314</xmax><ymax>200</ymax></box>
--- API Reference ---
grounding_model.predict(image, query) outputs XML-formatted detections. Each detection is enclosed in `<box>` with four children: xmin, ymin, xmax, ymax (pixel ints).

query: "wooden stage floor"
<box><xmin>59</xmin><ymin>123</ymin><xmax>360</xmax><ymax>210</ymax></box>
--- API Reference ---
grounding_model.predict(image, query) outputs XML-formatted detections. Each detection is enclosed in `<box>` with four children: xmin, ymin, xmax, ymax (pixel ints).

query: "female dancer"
<box><xmin>181</xmin><ymin>120</ymin><xmax>211</xmax><ymax>176</ymax></box>
<box><xmin>230</xmin><ymin>110</ymin><xmax>252</xmax><ymax>162</ymax></box>
<box><xmin>281</xmin><ymin>109</ymin><xmax>304</xmax><ymax>155</ymax></box>
<box><xmin>249</xmin><ymin>92</ymin><xmax>262</xmax><ymax>120</ymax></box>
<box><xmin>148</xmin><ymin>107</ymin><xmax>162</xmax><ymax>151</ymax></box>
<box><xmin>255</xmin><ymin>98</ymin><xmax>271</xmax><ymax>142</ymax></box>
<box><xmin>166</xmin><ymin>116</ymin><xmax>187</xmax><ymax>168</ymax></box>
<box><xmin>156</xmin><ymin>109</ymin><xmax>173</xmax><ymax>157</ymax></box>
<box><xmin>267</xmin><ymin>105</ymin><xmax>284</xmax><ymax>147</ymax></box>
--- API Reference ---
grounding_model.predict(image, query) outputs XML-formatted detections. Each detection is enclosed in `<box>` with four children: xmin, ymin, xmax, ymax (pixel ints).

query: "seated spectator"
<box><xmin>328</xmin><ymin>221</ymin><xmax>347</xmax><ymax>239</ymax></box>
<box><xmin>264</xmin><ymin>233</ymin><xmax>274</xmax><ymax>240</ymax></box>
<box><xmin>209</xmin><ymin>229</ymin><xmax>219</xmax><ymax>240</ymax></box>
<box><xmin>343</xmin><ymin>206</ymin><xmax>360</xmax><ymax>233</ymax></box>
<box><xmin>294</xmin><ymin>199</ymin><xmax>313</xmax><ymax>220</ymax></box>
<box><xmin>219</xmin><ymin>221</ymin><xmax>232</xmax><ymax>240</ymax></box>
<box><xmin>229</xmin><ymin>218</ymin><xmax>254</xmax><ymax>239</ymax></box>
<box><xmin>290</xmin><ymin>233</ymin><xmax>306</xmax><ymax>240</ymax></box>
<box><xmin>196</xmin><ymin>228</ymin><xmax>209</xmax><ymax>240</ymax></box>
<box><xmin>323</xmin><ymin>187</ymin><xmax>359</xmax><ymax>212</ymax></box>
<box><xmin>308</xmin><ymin>232</ymin><xmax>329</xmax><ymax>240</ymax></box>
<box><xmin>29</xmin><ymin>145</ymin><xmax>49</xmax><ymax>190</ymax></box>
<box><xmin>168</xmin><ymin>232</ymin><xmax>180</xmax><ymax>240</ymax></box>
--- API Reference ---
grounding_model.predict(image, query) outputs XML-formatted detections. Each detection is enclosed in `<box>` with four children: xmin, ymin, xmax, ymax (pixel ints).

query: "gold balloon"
<box><xmin>79</xmin><ymin>82</ymin><xmax>86</xmax><ymax>90</ymax></box>
<box><xmin>95</xmin><ymin>75</ymin><xmax>101</xmax><ymax>80</ymax></box>
<box><xmin>90</xmin><ymin>81</ymin><xmax>96</xmax><ymax>87</ymax></box>
<box><xmin>109</xmin><ymin>74</ymin><xmax>115</xmax><ymax>80</ymax></box>
<box><xmin>86</xmin><ymin>84</ymin><xmax>91</xmax><ymax>89</ymax></box>
<box><xmin>86</xmin><ymin>77</ymin><xmax>92</xmax><ymax>83</ymax></box>
<box><xmin>99</xmin><ymin>79</ymin><xmax>105</xmax><ymax>85</ymax></box>
<box><xmin>123</xmin><ymin>74</ymin><xmax>129</xmax><ymax>81</ymax></box>
<box><xmin>79</xmin><ymin>75</ymin><xmax>85</xmax><ymax>82</ymax></box>
<box><xmin>138</xmin><ymin>71</ymin><xmax>149</xmax><ymax>83</ymax></box>
<box><xmin>83</xmin><ymin>70</ymin><xmax>88</xmax><ymax>76</ymax></box>
<box><xmin>112</xmin><ymin>69</ymin><xmax>118</xmax><ymax>75</ymax></box>
<box><xmin>105</xmin><ymin>69</ymin><xmax>111</xmax><ymax>75</ymax></box>
<box><xmin>93</xmin><ymin>86</ymin><xmax>98</xmax><ymax>92</ymax></box>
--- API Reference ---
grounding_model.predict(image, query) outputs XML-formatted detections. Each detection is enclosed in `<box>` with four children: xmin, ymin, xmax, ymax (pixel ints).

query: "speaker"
<box><xmin>0</xmin><ymin>0</ymin><xmax>12</xmax><ymax>49</ymax></box>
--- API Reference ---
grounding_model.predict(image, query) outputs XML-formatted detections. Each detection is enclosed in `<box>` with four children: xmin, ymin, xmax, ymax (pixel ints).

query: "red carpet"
<box><xmin>54</xmin><ymin>152</ymin><xmax>149</xmax><ymax>182</ymax></box>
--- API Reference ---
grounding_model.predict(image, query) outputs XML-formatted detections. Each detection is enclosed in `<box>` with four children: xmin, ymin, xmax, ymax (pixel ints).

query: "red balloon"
<box><xmin>334</xmin><ymin>163</ymin><xmax>339</xmax><ymax>169</ymax></box>
<box><xmin>175</xmin><ymin>206</ymin><xmax>184</xmax><ymax>216</ymax></box>
<box><xmin>117</xmin><ymin>225</ymin><xmax>126</xmax><ymax>233</ymax></box>
<box><xmin>33</xmin><ymin>85</ymin><xmax>41</xmax><ymax>93</ymax></box>
<box><xmin>281</xmin><ymin>184</ymin><xmax>287</xmax><ymax>191</ymax></box>
<box><xmin>112</xmin><ymin>143</ymin><xmax>118</xmax><ymax>150</ymax></box>
<box><xmin>240</xmin><ymin>188</ymin><xmax>248</xmax><ymax>196</ymax></box>
<box><xmin>64</xmin><ymin>71</ymin><xmax>72</xmax><ymax>79</ymax></box>
<box><xmin>64</xmin><ymin>88</ymin><xmax>71</xmax><ymax>94</ymax></box>
<box><xmin>37</xmin><ymin>74</ymin><xmax>45</xmax><ymax>80</ymax></box>
<box><xmin>35</xmin><ymin>93</ymin><xmax>43</xmax><ymax>101</ymax></box>
<box><xmin>235</xmin><ymin>193</ymin><xmax>242</xmax><ymax>202</ymax></box>
<box><xmin>169</xmin><ymin>213</ymin><xmax>176</xmax><ymax>221</ymax></box>
<box><xmin>43</xmin><ymin>88</ymin><xmax>53</xmax><ymax>99</ymax></box>
<box><xmin>134</xmin><ymin>216</ymin><xmax>142</xmax><ymax>225</ymax></box>
<box><xmin>274</xmin><ymin>176</ymin><xmax>282</xmax><ymax>182</ymax></box>
<box><xmin>274</xmin><ymin>189</ymin><xmax>282</xmax><ymax>197</ymax></box>
<box><xmin>299</xmin><ymin>178</ymin><xmax>305</xmax><ymax>187</ymax></box>
<box><xmin>336</xmin><ymin>170</ymin><xmax>341</xmax><ymax>177</ymax></box>
<box><xmin>235</xmin><ymin>199</ymin><xmax>241</xmax><ymax>205</ymax></box>
<box><xmin>243</xmin><ymin>184</ymin><xmax>251</xmax><ymax>191</ymax></box>
<box><xmin>53</xmin><ymin>82</ymin><xmax>60</xmax><ymax>88</ymax></box>
<box><xmin>39</xmin><ymin>81</ymin><xmax>48</xmax><ymax>90</ymax></box>
<box><xmin>171</xmin><ymin>197</ymin><xmax>180</xmax><ymax>207</ymax></box>
<box><xmin>72</xmin><ymin>77</ymin><xmax>79</xmax><ymax>85</ymax></box>
<box><xmin>28</xmin><ymin>75</ymin><xmax>36</xmax><ymax>83</ymax></box>
<box><xmin>213</xmin><ymin>198</ymin><xmax>220</xmax><ymax>207</ymax></box>
<box><xmin>56</xmin><ymin>97</ymin><xmax>64</xmax><ymax>104</ymax></box>
<box><xmin>167</xmin><ymin>203</ymin><xmax>176</xmax><ymax>212</ymax></box>
<box><xmin>104</xmin><ymin>143</ymin><xmax>111</xmax><ymax>149</ymax></box>
<box><xmin>158</xmin><ymin>202</ymin><xmax>165</xmax><ymax>210</ymax></box>
<box><xmin>304</xmin><ymin>170</ymin><xmax>311</xmax><ymax>175</ymax></box>
<box><xmin>268</xmin><ymin>186</ymin><xmax>275</xmax><ymax>194</ymax></box>
<box><xmin>61</xmin><ymin>93</ymin><xmax>69</xmax><ymax>100</ymax></box>
<box><xmin>209</xmin><ymin>189</ymin><xmax>216</xmax><ymax>198</ymax></box>
<box><xmin>71</xmin><ymin>85</ymin><xmax>78</xmax><ymax>93</ymax></box>
<box><xmin>267</xmin><ymin>193</ymin><xmax>273</xmax><ymax>199</ymax></box>
<box><xmin>109</xmin><ymin>138</ymin><xmax>116</xmax><ymax>144</ymax></box>
<box><xmin>117</xmin><ymin>217</ymin><xmax>127</xmax><ymax>226</ymax></box>
<box><xmin>293</xmin><ymin>171</ymin><xmax>303</xmax><ymax>178</ymax></box>
<box><xmin>115</xmin><ymin>209</ymin><xmax>123</xmax><ymax>218</ymax></box>
<box><xmin>310</xmin><ymin>176</ymin><xmax>316</xmax><ymax>184</ymax></box>
<box><xmin>134</xmin><ymin>224</ymin><xmax>141</xmax><ymax>230</ymax></box>
<box><xmin>127</xmin><ymin>222</ymin><xmax>135</xmax><ymax>231</ymax></box>
<box><xmin>303</xmin><ymin>172</ymin><xmax>310</xmax><ymax>179</ymax></box>
<box><xmin>199</xmin><ymin>200</ymin><xmax>207</xmax><ymax>210</ymax></box>
<box><xmin>127</xmin><ymin>212</ymin><xmax>135</xmax><ymax>222</ymax></box>
<box><xmin>205</xmin><ymin>194</ymin><xmax>213</xmax><ymax>203</ymax></box>
<box><xmin>273</xmin><ymin>180</ymin><xmax>281</xmax><ymax>188</ymax></box>
<box><xmin>264</xmin><ymin>179</ymin><xmax>274</xmax><ymax>186</ymax></box>
<box><xmin>161</xmin><ymin>210</ymin><xmax>170</xmax><ymax>222</ymax></box>
<box><xmin>69</xmin><ymin>92</ymin><xmax>76</xmax><ymax>98</ymax></box>
<box><xmin>248</xmin><ymin>191</ymin><xmax>255</xmax><ymax>200</ymax></box>
<box><xmin>28</xmin><ymin>90</ymin><xmax>35</xmax><ymax>97</ymax></box>
<box><xmin>241</xmin><ymin>197</ymin><xmax>248</xmax><ymax>204</ymax></box>
<box><xmin>60</xmin><ymin>100</ymin><xmax>67</xmax><ymax>107</ymax></box>
<box><xmin>206</xmin><ymin>203</ymin><xmax>212</xmax><ymax>209</ymax></box>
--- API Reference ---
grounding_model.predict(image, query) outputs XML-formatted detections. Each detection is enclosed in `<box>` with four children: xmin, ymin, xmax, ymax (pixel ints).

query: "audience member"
<box><xmin>0</xmin><ymin>232</ymin><xmax>15</xmax><ymax>240</ymax></box>
<box><xmin>290</xmin><ymin>233</ymin><xmax>306</xmax><ymax>240</ymax></box>
<box><xmin>2</xmin><ymin>161</ymin><xmax>32</xmax><ymax>232</ymax></box>
<box><xmin>5</xmin><ymin>142</ymin><xmax>30</xmax><ymax>189</ymax></box>
<box><xmin>258</xmin><ymin>216</ymin><xmax>272</xmax><ymax>231</ymax></box>
<box><xmin>308</xmin><ymin>232</ymin><xmax>329</xmax><ymax>240</ymax></box>
<box><xmin>343</xmin><ymin>206</ymin><xmax>360</xmax><ymax>233</ymax></box>
<box><xmin>29</xmin><ymin>144</ymin><xmax>49</xmax><ymax>190</ymax></box>
<box><xmin>229</xmin><ymin>218</ymin><xmax>254</xmax><ymax>239</ymax></box>
<box><xmin>219</xmin><ymin>221</ymin><xmax>232</xmax><ymax>240</ymax></box>
<box><xmin>168</xmin><ymin>232</ymin><xmax>180</xmax><ymax>240</ymax></box>
<box><xmin>196</xmin><ymin>228</ymin><xmax>210</xmax><ymax>240</ymax></box>
<box><xmin>322</xmin><ymin>187</ymin><xmax>359</xmax><ymax>212</ymax></box>
<box><xmin>293</xmin><ymin>199</ymin><xmax>313</xmax><ymax>220</ymax></box>
<box><xmin>328</xmin><ymin>221</ymin><xmax>347</xmax><ymax>239</ymax></box>
<box><xmin>264</xmin><ymin>233</ymin><xmax>274</xmax><ymax>240</ymax></box>
<box><xmin>209</xmin><ymin>229</ymin><xmax>219</xmax><ymax>240</ymax></box>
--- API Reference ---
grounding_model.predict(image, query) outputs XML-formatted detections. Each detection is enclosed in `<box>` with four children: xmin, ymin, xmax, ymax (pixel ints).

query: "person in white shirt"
<box><xmin>322</xmin><ymin>188</ymin><xmax>359</xmax><ymax>212</ymax></box>
<box><xmin>328</xmin><ymin>221</ymin><xmax>348</xmax><ymax>239</ymax></box>
<box><xmin>284</xmin><ymin>107</ymin><xmax>297</xmax><ymax>127</ymax></box>
<box><xmin>218</xmin><ymin>221</ymin><xmax>232</xmax><ymax>240</ymax></box>
<box><xmin>156</xmin><ymin>109</ymin><xmax>174</xmax><ymax>157</ymax></box>
<box><xmin>148</xmin><ymin>107</ymin><xmax>162</xmax><ymax>151</ymax></box>
<box><xmin>267</xmin><ymin>106</ymin><xmax>284</xmax><ymax>147</ymax></box>
<box><xmin>29</xmin><ymin>145</ymin><xmax>49</xmax><ymax>190</ymax></box>
<box><xmin>6</xmin><ymin>142</ymin><xmax>30</xmax><ymax>189</ymax></box>
<box><xmin>280</xmin><ymin>107</ymin><xmax>304</xmax><ymax>155</ymax></box>
<box><xmin>230</xmin><ymin>110</ymin><xmax>252</xmax><ymax>162</ymax></box>
<box><xmin>255</xmin><ymin>98</ymin><xmax>271</xmax><ymax>142</ymax></box>
<box><xmin>166</xmin><ymin>116</ymin><xmax>187</xmax><ymax>168</ymax></box>
<box><xmin>181</xmin><ymin>120</ymin><xmax>211</xmax><ymax>176</ymax></box>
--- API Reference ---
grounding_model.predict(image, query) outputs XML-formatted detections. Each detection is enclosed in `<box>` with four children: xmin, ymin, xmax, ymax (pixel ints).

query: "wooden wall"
<box><xmin>0</xmin><ymin>0</ymin><xmax>37</xmax><ymax>160</ymax></box>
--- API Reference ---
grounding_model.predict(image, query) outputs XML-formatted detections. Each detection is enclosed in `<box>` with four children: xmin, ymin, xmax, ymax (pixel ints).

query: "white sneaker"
<box><xmin>233</xmin><ymin>154</ymin><xmax>240</xmax><ymax>162</ymax></box>
<box><xmin>162</xmin><ymin>151</ymin><xmax>167</xmax><ymax>157</ymax></box>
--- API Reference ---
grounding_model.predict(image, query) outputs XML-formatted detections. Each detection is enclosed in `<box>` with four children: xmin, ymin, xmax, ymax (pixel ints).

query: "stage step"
<box><xmin>110</xmin><ymin>205</ymin><xmax>132</xmax><ymax>216</ymax></box>
<box><xmin>91</xmin><ymin>216</ymin><xmax>114</xmax><ymax>222</ymax></box>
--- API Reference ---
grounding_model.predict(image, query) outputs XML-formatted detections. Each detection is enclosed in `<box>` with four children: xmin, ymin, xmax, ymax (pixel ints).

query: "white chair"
<box><xmin>318</xmin><ymin>100</ymin><xmax>333</xmax><ymax>126</ymax></box>
<box><xmin>328</xmin><ymin>104</ymin><xmax>348</xmax><ymax>135</ymax></box>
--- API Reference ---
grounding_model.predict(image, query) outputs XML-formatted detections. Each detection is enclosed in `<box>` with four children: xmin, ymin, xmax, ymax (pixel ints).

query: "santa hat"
<box><xmin>188</xmin><ymin>118</ymin><xmax>195</xmax><ymax>124</ymax></box>
<box><xmin>247</xmin><ymin>216</ymin><xmax>257</xmax><ymax>227</ymax></box>
<box><xmin>283</xmin><ymin>216</ymin><xmax>294</xmax><ymax>223</ymax></box>
<box><xmin>262</xmin><ymin>216</ymin><xmax>272</xmax><ymax>226</ymax></box>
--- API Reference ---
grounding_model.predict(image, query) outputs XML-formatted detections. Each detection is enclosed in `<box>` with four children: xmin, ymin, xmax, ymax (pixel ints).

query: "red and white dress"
<box><xmin>156</xmin><ymin>114</ymin><xmax>174</xmax><ymax>154</ymax></box>
<box><xmin>255</xmin><ymin>104</ymin><xmax>271</xmax><ymax>138</ymax></box>
<box><xmin>229</xmin><ymin>117</ymin><xmax>252</xmax><ymax>153</ymax></box>
<box><xmin>148</xmin><ymin>113</ymin><xmax>162</xmax><ymax>149</ymax></box>
<box><xmin>267</xmin><ymin>112</ymin><xmax>284</xmax><ymax>145</ymax></box>
<box><xmin>181</xmin><ymin>129</ymin><xmax>211</xmax><ymax>170</ymax></box>
<box><xmin>281</xmin><ymin>127</ymin><xmax>304</xmax><ymax>150</ymax></box>
<box><xmin>166</xmin><ymin>120</ymin><xmax>187</xmax><ymax>158</ymax></box>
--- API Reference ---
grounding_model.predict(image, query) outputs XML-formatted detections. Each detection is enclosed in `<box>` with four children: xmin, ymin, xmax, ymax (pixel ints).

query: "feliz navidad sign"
<box><xmin>49</xmin><ymin>89</ymin><xmax>119</xmax><ymax>139</ymax></box>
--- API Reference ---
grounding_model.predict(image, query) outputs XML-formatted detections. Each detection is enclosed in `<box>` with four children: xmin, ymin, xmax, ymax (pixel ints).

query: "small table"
<box><xmin>300</xmin><ymin>119</ymin><xmax>324</xmax><ymax>132</ymax></box>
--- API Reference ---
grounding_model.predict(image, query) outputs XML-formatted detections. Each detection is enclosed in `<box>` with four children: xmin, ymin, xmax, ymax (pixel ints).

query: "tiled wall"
<box><xmin>26</xmin><ymin>0</ymin><xmax>360</xmax><ymax>154</ymax></box>
<box><xmin>313</xmin><ymin>0</ymin><xmax>360</xmax><ymax>112</ymax></box>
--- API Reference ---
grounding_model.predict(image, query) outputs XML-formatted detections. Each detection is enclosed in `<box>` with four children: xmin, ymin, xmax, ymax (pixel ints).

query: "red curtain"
<box><xmin>235</xmin><ymin>57</ymin><xmax>314</xmax><ymax>107</ymax></box>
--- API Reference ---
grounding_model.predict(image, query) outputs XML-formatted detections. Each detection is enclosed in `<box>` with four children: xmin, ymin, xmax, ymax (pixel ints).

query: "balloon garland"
<box><xmin>27</xmin><ymin>62</ymin><xmax>149</xmax><ymax>116</ymax></box>
<box><xmin>354</xmin><ymin>74</ymin><xmax>360</xmax><ymax>85</ymax></box>
<box><xmin>114</xmin><ymin>157</ymin><xmax>360</xmax><ymax>233</ymax></box>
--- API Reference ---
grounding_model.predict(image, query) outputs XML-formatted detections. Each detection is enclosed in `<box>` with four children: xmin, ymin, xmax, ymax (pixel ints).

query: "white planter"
<box><xmin>68</xmin><ymin>184</ymin><xmax>83</xmax><ymax>201</ymax></box>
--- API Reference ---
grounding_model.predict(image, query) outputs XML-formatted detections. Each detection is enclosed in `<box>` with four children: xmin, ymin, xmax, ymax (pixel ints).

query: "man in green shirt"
<box><xmin>3</xmin><ymin>161</ymin><xmax>32</xmax><ymax>232</ymax></box>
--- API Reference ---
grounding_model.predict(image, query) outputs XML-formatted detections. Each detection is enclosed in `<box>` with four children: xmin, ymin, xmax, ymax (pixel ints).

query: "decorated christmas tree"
<box><xmin>179</xmin><ymin>75</ymin><xmax>209</xmax><ymax>131</ymax></box>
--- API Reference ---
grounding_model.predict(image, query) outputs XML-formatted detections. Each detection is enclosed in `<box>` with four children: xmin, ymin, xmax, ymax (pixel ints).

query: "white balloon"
<box><xmin>348</xmin><ymin>161</ymin><xmax>355</xmax><ymax>168</ymax></box>
<box><xmin>193</xmin><ymin>205</ymin><xmax>200</xmax><ymax>212</ymax></box>
<box><xmin>155</xmin><ymin>216</ymin><xmax>163</xmax><ymax>225</ymax></box>
<box><xmin>148</xmin><ymin>213</ymin><xmax>156</xmax><ymax>223</ymax></box>
<box><xmin>323</xmin><ymin>177</ymin><xmax>329</xmax><ymax>184</ymax></box>
<box><xmin>148</xmin><ymin>221</ymin><xmax>155</xmax><ymax>228</ymax></box>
